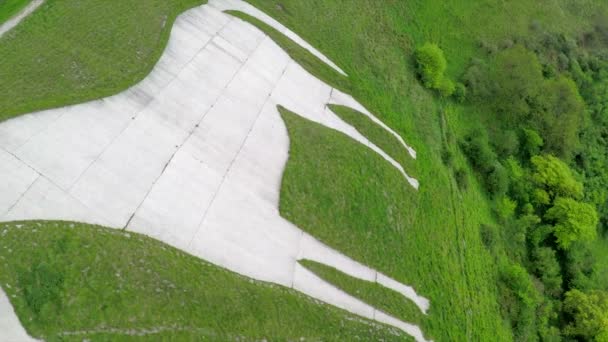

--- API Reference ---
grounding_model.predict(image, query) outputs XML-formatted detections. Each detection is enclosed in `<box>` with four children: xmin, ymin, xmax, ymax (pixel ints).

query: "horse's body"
<box><xmin>0</xmin><ymin>1</ymin><xmax>428</xmax><ymax>340</ymax></box>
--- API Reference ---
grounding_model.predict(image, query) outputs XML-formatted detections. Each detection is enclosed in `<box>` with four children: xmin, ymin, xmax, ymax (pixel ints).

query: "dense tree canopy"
<box><xmin>545</xmin><ymin>197</ymin><xmax>598</xmax><ymax>249</ymax></box>
<box><xmin>563</xmin><ymin>289</ymin><xmax>608</xmax><ymax>341</ymax></box>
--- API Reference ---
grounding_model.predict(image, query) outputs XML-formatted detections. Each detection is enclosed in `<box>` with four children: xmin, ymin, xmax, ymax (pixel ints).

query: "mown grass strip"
<box><xmin>329</xmin><ymin>104</ymin><xmax>417</xmax><ymax>177</ymax></box>
<box><xmin>225</xmin><ymin>10</ymin><xmax>351</xmax><ymax>94</ymax></box>
<box><xmin>0</xmin><ymin>221</ymin><xmax>411</xmax><ymax>341</ymax></box>
<box><xmin>0</xmin><ymin>0</ymin><xmax>30</xmax><ymax>25</ymax></box>
<box><xmin>0</xmin><ymin>0</ymin><xmax>207</xmax><ymax>122</ymax></box>
<box><xmin>299</xmin><ymin>259</ymin><xmax>426</xmax><ymax>327</ymax></box>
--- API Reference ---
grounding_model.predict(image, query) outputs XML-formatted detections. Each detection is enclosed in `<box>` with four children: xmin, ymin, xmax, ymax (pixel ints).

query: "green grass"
<box><xmin>279</xmin><ymin>106</ymin><xmax>507</xmax><ymax>341</ymax></box>
<box><xmin>0</xmin><ymin>0</ymin><xmax>206</xmax><ymax>122</ymax></box>
<box><xmin>243</xmin><ymin>1</ymin><xmax>607</xmax><ymax>340</ymax></box>
<box><xmin>329</xmin><ymin>104</ymin><xmax>416</xmax><ymax>177</ymax></box>
<box><xmin>299</xmin><ymin>259</ymin><xmax>425</xmax><ymax>327</ymax></box>
<box><xmin>0</xmin><ymin>0</ymin><xmax>30</xmax><ymax>25</ymax></box>
<box><xmin>0</xmin><ymin>221</ymin><xmax>413</xmax><ymax>341</ymax></box>
<box><xmin>225</xmin><ymin>10</ymin><xmax>351</xmax><ymax>94</ymax></box>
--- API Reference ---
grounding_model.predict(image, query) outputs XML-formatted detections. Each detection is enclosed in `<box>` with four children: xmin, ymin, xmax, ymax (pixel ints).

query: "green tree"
<box><xmin>563</xmin><ymin>289</ymin><xmax>608</xmax><ymax>340</ymax></box>
<box><xmin>531</xmin><ymin>247</ymin><xmax>562</xmax><ymax>298</ymax></box>
<box><xmin>545</xmin><ymin>197</ymin><xmax>598</xmax><ymax>249</ymax></box>
<box><xmin>489</xmin><ymin>45</ymin><xmax>544</xmax><ymax>122</ymax></box>
<box><xmin>415</xmin><ymin>43</ymin><xmax>454</xmax><ymax>96</ymax></box>
<box><xmin>534</xmin><ymin>76</ymin><xmax>585</xmax><ymax>158</ymax></box>
<box><xmin>531</xmin><ymin>155</ymin><xmax>583</xmax><ymax>201</ymax></box>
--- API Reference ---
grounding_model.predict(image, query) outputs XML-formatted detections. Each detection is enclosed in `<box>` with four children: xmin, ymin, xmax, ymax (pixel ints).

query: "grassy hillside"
<box><xmin>0</xmin><ymin>221</ymin><xmax>411</xmax><ymax>341</ymax></box>
<box><xmin>278</xmin><ymin>104</ymin><xmax>505</xmax><ymax>341</ymax></box>
<box><xmin>245</xmin><ymin>1</ymin><xmax>608</xmax><ymax>340</ymax></box>
<box><xmin>0</xmin><ymin>0</ymin><xmax>205</xmax><ymax>121</ymax></box>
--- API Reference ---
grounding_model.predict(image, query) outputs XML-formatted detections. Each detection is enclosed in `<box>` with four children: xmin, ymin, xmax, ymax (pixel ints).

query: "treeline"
<box><xmin>416</xmin><ymin>16</ymin><xmax>608</xmax><ymax>341</ymax></box>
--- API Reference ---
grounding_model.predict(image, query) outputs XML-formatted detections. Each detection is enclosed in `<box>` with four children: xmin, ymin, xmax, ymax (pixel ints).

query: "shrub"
<box><xmin>496</xmin><ymin>196</ymin><xmax>517</xmax><ymax>220</ymax></box>
<box><xmin>531</xmin><ymin>247</ymin><xmax>563</xmax><ymax>298</ymax></box>
<box><xmin>453</xmin><ymin>82</ymin><xmax>467</xmax><ymax>102</ymax></box>
<box><xmin>521</xmin><ymin>128</ymin><xmax>544</xmax><ymax>159</ymax></box>
<box><xmin>461</xmin><ymin>131</ymin><xmax>496</xmax><ymax>173</ymax></box>
<box><xmin>438</xmin><ymin>77</ymin><xmax>456</xmax><ymax>97</ymax></box>
<box><xmin>454</xmin><ymin>167</ymin><xmax>468</xmax><ymax>190</ymax></box>
<box><xmin>415</xmin><ymin>43</ymin><xmax>447</xmax><ymax>89</ymax></box>
<box><xmin>414</xmin><ymin>43</ymin><xmax>455</xmax><ymax>97</ymax></box>
<box><xmin>486</xmin><ymin>161</ymin><xmax>509</xmax><ymax>197</ymax></box>
<box><xmin>498</xmin><ymin>260</ymin><xmax>541</xmax><ymax>340</ymax></box>
<box><xmin>480</xmin><ymin>223</ymin><xmax>498</xmax><ymax>249</ymax></box>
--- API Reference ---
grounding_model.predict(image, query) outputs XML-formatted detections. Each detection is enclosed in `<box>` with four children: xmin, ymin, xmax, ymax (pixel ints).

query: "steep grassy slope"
<box><xmin>0</xmin><ymin>0</ymin><xmax>206</xmax><ymax>121</ymax></box>
<box><xmin>0</xmin><ymin>221</ymin><xmax>410</xmax><ymax>341</ymax></box>
<box><xmin>245</xmin><ymin>1</ymin><xmax>608</xmax><ymax>340</ymax></box>
<box><xmin>279</xmin><ymin>106</ymin><xmax>505</xmax><ymax>341</ymax></box>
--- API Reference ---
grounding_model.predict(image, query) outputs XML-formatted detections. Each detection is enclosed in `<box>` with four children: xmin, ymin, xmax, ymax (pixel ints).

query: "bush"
<box><xmin>415</xmin><ymin>43</ymin><xmax>447</xmax><ymax>89</ymax></box>
<box><xmin>531</xmin><ymin>247</ymin><xmax>563</xmax><ymax>298</ymax></box>
<box><xmin>461</xmin><ymin>131</ymin><xmax>496</xmax><ymax>173</ymax></box>
<box><xmin>545</xmin><ymin>197</ymin><xmax>598</xmax><ymax>249</ymax></box>
<box><xmin>486</xmin><ymin>161</ymin><xmax>509</xmax><ymax>197</ymax></box>
<box><xmin>438</xmin><ymin>77</ymin><xmax>456</xmax><ymax>97</ymax></box>
<box><xmin>521</xmin><ymin>128</ymin><xmax>544</xmax><ymax>159</ymax></box>
<box><xmin>415</xmin><ymin>42</ymin><xmax>455</xmax><ymax>97</ymax></box>
<box><xmin>480</xmin><ymin>223</ymin><xmax>498</xmax><ymax>250</ymax></box>
<box><xmin>496</xmin><ymin>196</ymin><xmax>517</xmax><ymax>220</ymax></box>
<box><xmin>453</xmin><ymin>82</ymin><xmax>467</xmax><ymax>102</ymax></box>
<box><xmin>498</xmin><ymin>260</ymin><xmax>541</xmax><ymax>341</ymax></box>
<box><xmin>454</xmin><ymin>167</ymin><xmax>468</xmax><ymax>190</ymax></box>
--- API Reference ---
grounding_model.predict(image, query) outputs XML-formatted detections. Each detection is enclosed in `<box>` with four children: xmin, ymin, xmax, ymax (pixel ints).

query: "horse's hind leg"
<box><xmin>295</xmin><ymin>232</ymin><xmax>430</xmax><ymax>313</ymax></box>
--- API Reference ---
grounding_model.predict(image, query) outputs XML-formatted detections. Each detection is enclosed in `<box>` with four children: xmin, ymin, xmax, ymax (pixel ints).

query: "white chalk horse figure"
<box><xmin>0</xmin><ymin>0</ymin><xmax>429</xmax><ymax>340</ymax></box>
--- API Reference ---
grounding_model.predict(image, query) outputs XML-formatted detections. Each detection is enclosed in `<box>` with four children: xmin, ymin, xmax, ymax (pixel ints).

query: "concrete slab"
<box><xmin>0</xmin><ymin>1</ymin><xmax>427</xmax><ymax>340</ymax></box>
<box><xmin>0</xmin><ymin>288</ymin><xmax>38</xmax><ymax>342</ymax></box>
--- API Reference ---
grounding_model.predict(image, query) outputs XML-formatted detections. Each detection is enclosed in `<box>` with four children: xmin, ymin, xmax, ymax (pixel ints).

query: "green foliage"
<box><xmin>415</xmin><ymin>43</ymin><xmax>447</xmax><ymax>88</ymax></box>
<box><xmin>535</xmin><ymin>76</ymin><xmax>585</xmax><ymax>158</ymax></box>
<box><xmin>453</xmin><ymin>82</ymin><xmax>467</xmax><ymax>103</ymax></box>
<box><xmin>454</xmin><ymin>167</ymin><xmax>468</xmax><ymax>190</ymax></box>
<box><xmin>531</xmin><ymin>155</ymin><xmax>584</xmax><ymax>201</ymax></box>
<box><xmin>489</xmin><ymin>45</ymin><xmax>544</xmax><ymax>120</ymax></box>
<box><xmin>545</xmin><ymin>197</ymin><xmax>598</xmax><ymax>249</ymax></box>
<box><xmin>461</xmin><ymin>131</ymin><xmax>507</xmax><ymax>196</ymax></box>
<box><xmin>496</xmin><ymin>196</ymin><xmax>517</xmax><ymax>220</ymax></box>
<box><xmin>564</xmin><ymin>243</ymin><xmax>597</xmax><ymax>291</ymax></box>
<box><xmin>521</xmin><ymin>129</ymin><xmax>544</xmax><ymax>159</ymax></box>
<box><xmin>563</xmin><ymin>289</ymin><xmax>608</xmax><ymax>340</ymax></box>
<box><xmin>438</xmin><ymin>77</ymin><xmax>456</xmax><ymax>97</ymax></box>
<box><xmin>498</xmin><ymin>260</ymin><xmax>541</xmax><ymax>341</ymax></box>
<box><xmin>531</xmin><ymin>247</ymin><xmax>562</xmax><ymax>298</ymax></box>
<box><xmin>415</xmin><ymin>43</ymin><xmax>454</xmax><ymax>96</ymax></box>
<box><xmin>494</xmin><ymin>130</ymin><xmax>520</xmax><ymax>158</ymax></box>
<box><xmin>486</xmin><ymin>161</ymin><xmax>509</xmax><ymax>197</ymax></box>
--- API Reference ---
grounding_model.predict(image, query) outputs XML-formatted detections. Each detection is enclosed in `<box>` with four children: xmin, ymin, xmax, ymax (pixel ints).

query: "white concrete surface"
<box><xmin>207</xmin><ymin>0</ymin><xmax>347</xmax><ymax>76</ymax></box>
<box><xmin>0</xmin><ymin>288</ymin><xmax>39</xmax><ymax>341</ymax></box>
<box><xmin>0</xmin><ymin>0</ymin><xmax>44</xmax><ymax>38</ymax></box>
<box><xmin>0</xmin><ymin>0</ymin><xmax>427</xmax><ymax>340</ymax></box>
